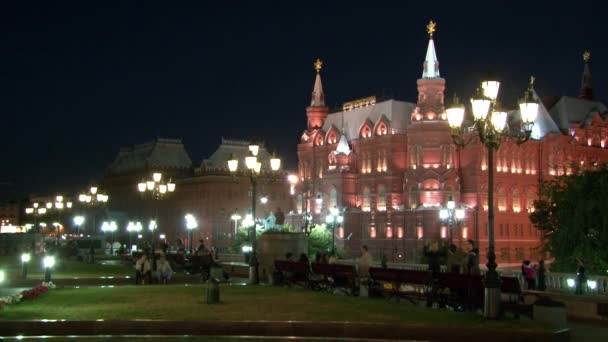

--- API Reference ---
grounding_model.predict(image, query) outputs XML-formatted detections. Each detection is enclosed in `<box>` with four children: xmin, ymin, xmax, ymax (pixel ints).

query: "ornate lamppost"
<box><xmin>227</xmin><ymin>144</ymin><xmax>281</xmax><ymax>285</ymax></box>
<box><xmin>137</xmin><ymin>172</ymin><xmax>175</xmax><ymax>239</ymax></box>
<box><xmin>185</xmin><ymin>214</ymin><xmax>198</xmax><ymax>254</ymax></box>
<box><xmin>230</xmin><ymin>209</ymin><xmax>241</xmax><ymax>239</ymax></box>
<box><xmin>438</xmin><ymin>196</ymin><xmax>466</xmax><ymax>244</ymax></box>
<box><xmin>446</xmin><ymin>76</ymin><xmax>539</xmax><ymax>319</ymax></box>
<box><xmin>78</xmin><ymin>186</ymin><xmax>109</xmax><ymax>234</ymax></box>
<box><xmin>325</xmin><ymin>206</ymin><xmax>343</xmax><ymax>255</ymax></box>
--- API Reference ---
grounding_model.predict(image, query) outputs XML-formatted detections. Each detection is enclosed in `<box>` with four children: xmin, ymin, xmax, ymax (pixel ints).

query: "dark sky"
<box><xmin>0</xmin><ymin>1</ymin><xmax>603</xmax><ymax>201</ymax></box>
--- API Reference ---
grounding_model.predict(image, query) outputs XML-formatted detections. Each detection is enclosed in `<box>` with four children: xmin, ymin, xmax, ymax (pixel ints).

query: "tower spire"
<box><xmin>579</xmin><ymin>51</ymin><xmax>593</xmax><ymax>100</ymax></box>
<box><xmin>306</xmin><ymin>59</ymin><xmax>329</xmax><ymax>130</ymax></box>
<box><xmin>311</xmin><ymin>58</ymin><xmax>325</xmax><ymax>107</ymax></box>
<box><xmin>422</xmin><ymin>20</ymin><xmax>440</xmax><ymax>79</ymax></box>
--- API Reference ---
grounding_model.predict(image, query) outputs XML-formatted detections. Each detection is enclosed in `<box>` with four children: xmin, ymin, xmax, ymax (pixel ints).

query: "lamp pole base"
<box><xmin>483</xmin><ymin>286</ymin><xmax>501</xmax><ymax>319</ymax></box>
<box><xmin>249</xmin><ymin>254</ymin><xmax>259</xmax><ymax>285</ymax></box>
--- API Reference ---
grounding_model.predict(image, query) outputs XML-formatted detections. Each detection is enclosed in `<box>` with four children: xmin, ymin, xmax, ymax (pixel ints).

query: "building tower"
<box><xmin>405</xmin><ymin>20</ymin><xmax>461</xmax><ymax>241</ymax></box>
<box><xmin>306</xmin><ymin>59</ymin><xmax>329</xmax><ymax>129</ymax></box>
<box><xmin>579</xmin><ymin>51</ymin><xmax>593</xmax><ymax>100</ymax></box>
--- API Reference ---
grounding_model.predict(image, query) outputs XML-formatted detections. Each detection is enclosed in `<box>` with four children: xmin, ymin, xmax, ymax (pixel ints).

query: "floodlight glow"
<box><xmin>567</xmin><ymin>278</ymin><xmax>575</xmax><ymax>288</ymax></box>
<box><xmin>0</xmin><ymin>270</ymin><xmax>4</xmax><ymax>283</ymax></box>
<box><xmin>587</xmin><ymin>280</ymin><xmax>597</xmax><ymax>290</ymax></box>
<box><xmin>242</xmin><ymin>246</ymin><xmax>252</xmax><ymax>253</ymax></box>
<box><xmin>43</xmin><ymin>256</ymin><xmax>55</xmax><ymax>268</ymax></box>
<box><xmin>21</xmin><ymin>253</ymin><xmax>31</xmax><ymax>263</ymax></box>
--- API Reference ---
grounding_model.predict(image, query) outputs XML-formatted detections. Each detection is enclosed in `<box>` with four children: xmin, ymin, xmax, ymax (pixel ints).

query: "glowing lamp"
<box><xmin>167</xmin><ymin>180</ymin><xmax>176</xmax><ymax>192</ymax></box>
<box><xmin>21</xmin><ymin>253</ymin><xmax>31</xmax><ymax>263</ymax></box>
<box><xmin>153</xmin><ymin>172</ymin><xmax>162</xmax><ymax>182</ymax></box>
<box><xmin>248</xmin><ymin>144</ymin><xmax>259</xmax><ymax>156</ymax></box>
<box><xmin>270</xmin><ymin>155</ymin><xmax>281</xmax><ymax>171</ymax></box>
<box><xmin>138</xmin><ymin>182</ymin><xmax>146</xmax><ymax>192</ymax></box>
<box><xmin>446</xmin><ymin>95</ymin><xmax>465</xmax><ymax>129</ymax></box>
<box><xmin>90</xmin><ymin>186</ymin><xmax>98</xmax><ymax>194</ymax></box>
<box><xmin>43</xmin><ymin>256</ymin><xmax>55</xmax><ymax>268</ymax></box>
<box><xmin>491</xmin><ymin>110</ymin><xmax>508</xmax><ymax>131</ymax></box>
<box><xmin>482</xmin><ymin>80</ymin><xmax>500</xmax><ymax>101</ymax></box>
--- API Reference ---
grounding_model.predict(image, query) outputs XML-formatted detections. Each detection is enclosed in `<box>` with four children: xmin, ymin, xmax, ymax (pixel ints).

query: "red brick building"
<box><xmin>291</xmin><ymin>29</ymin><xmax>608</xmax><ymax>264</ymax></box>
<box><xmin>102</xmin><ymin>138</ymin><xmax>292</xmax><ymax>251</ymax></box>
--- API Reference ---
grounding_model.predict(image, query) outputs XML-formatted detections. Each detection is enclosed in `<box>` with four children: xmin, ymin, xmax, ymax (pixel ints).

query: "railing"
<box><xmin>337</xmin><ymin>259</ymin><xmax>608</xmax><ymax>296</ymax></box>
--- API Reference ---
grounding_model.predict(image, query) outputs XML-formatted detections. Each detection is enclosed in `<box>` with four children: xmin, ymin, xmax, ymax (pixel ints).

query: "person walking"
<box><xmin>575</xmin><ymin>257</ymin><xmax>586</xmax><ymax>295</ymax></box>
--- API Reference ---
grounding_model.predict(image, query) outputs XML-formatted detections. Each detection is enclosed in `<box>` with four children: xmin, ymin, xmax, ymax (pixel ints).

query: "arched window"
<box><xmin>526</xmin><ymin>187</ymin><xmax>536</xmax><ymax>212</ymax></box>
<box><xmin>377</xmin><ymin>185</ymin><xmax>387</xmax><ymax>211</ymax></box>
<box><xmin>497</xmin><ymin>186</ymin><xmax>506</xmax><ymax>212</ymax></box>
<box><xmin>512</xmin><ymin>187</ymin><xmax>521</xmax><ymax>213</ymax></box>
<box><xmin>330</xmin><ymin>187</ymin><xmax>338</xmax><ymax>208</ymax></box>
<box><xmin>362</xmin><ymin>187</ymin><xmax>371</xmax><ymax>212</ymax></box>
<box><xmin>296</xmin><ymin>194</ymin><xmax>303</xmax><ymax>213</ymax></box>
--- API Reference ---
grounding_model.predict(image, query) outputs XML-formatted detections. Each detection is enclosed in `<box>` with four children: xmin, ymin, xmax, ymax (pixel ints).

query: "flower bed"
<box><xmin>0</xmin><ymin>282</ymin><xmax>55</xmax><ymax>308</ymax></box>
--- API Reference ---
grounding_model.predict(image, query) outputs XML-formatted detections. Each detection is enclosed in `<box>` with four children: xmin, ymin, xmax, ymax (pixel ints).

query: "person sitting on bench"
<box><xmin>135</xmin><ymin>253</ymin><xmax>152</xmax><ymax>284</ymax></box>
<box><xmin>157</xmin><ymin>253</ymin><xmax>173</xmax><ymax>284</ymax></box>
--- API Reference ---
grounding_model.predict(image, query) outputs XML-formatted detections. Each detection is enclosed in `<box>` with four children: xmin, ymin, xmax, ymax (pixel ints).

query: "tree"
<box><xmin>530</xmin><ymin>166</ymin><xmax>608</xmax><ymax>274</ymax></box>
<box><xmin>308</xmin><ymin>224</ymin><xmax>332</xmax><ymax>258</ymax></box>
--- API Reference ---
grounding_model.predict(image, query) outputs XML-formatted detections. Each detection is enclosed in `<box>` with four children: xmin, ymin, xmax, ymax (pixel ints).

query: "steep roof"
<box><xmin>106</xmin><ymin>138</ymin><xmax>192</xmax><ymax>175</ymax></box>
<box><xmin>548</xmin><ymin>96</ymin><xmax>608</xmax><ymax>131</ymax></box>
<box><xmin>201</xmin><ymin>138</ymin><xmax>278</xmax><ymax>172</ymax></box>
<box><xmin>322</xmin><ymin>99</ymin><xmax>416</xmax><ymax>140</ymax></box>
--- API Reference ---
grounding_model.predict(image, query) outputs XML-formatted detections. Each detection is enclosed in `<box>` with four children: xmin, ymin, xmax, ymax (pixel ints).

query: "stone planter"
<box><xmin>257</xmin><ymin>232</ymin><xmax>308</xmax><ymax>284</ymax></box>
<box><xmin>533</xmin><ymin>300</ymin><xmax>567</xmax><ymax>329</ymax></box>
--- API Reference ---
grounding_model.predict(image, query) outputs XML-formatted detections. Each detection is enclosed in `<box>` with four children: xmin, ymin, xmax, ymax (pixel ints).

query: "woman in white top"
<box><xmin>157</xmin><ymin>254</ymin><xmax>173</xmax><ymax>284</ymax></box>
<box><xmin>135</xmin><ymin>254</ymin><xmax>152</xmax><ymax>284</ymax></box>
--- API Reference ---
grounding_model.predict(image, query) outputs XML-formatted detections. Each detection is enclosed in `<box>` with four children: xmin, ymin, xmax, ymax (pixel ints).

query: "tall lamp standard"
<box><xmin>325</xmin><ymin>206</ymin><xmax>343</xmax><ymax>255</ymax></box>
<box><xmin>439</xmin><ymin>196</ymin><xmax>466</xmax><ymax>244</ymax></box>
<box><xmin>446</xmin><ymin>76</ymin><xmax>539</xmax><ymax>319</ymax></box>
<box><xmin>185</xmin><ymin>214</ymin><xmax>198</xmax><ymax>254</ymax></box>
<box><xmin>24</xmin><ymin>203</ymin><xmax>47</xmax><ymax>233</ymax></box>
<box><xmin>78</xmin><ymin>186</ymin><xmax>109</xmax><ymax>234</ymax></box>
<box><xmin>227</xmin><ymin>145</ymin><xmax>281</xmax><ymax>285</ymax></box>
<box><xmin>101</xmin><ymin>221</ymin><xmax>118</xmax><ymax>255</ymax></box>
<box><xmin>73</xmin><ymin>215</ymin><xmax>85</xmax><ymax>236</ymax></box>
<box><xmin>137</xmin><ymin>173</ymin><xmax>176</xmax><ymax>241</ymax></box>
<box><xmin>230</xmin><ymin>209</ymin><xmax>241</xmax><ymax>238</ymax></box>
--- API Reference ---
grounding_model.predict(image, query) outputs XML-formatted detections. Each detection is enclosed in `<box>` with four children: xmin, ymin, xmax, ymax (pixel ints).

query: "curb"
<box><xmin>0</xmin><ymin>320</ymin><xmax>569</xmax><ymax>341</ymax></box>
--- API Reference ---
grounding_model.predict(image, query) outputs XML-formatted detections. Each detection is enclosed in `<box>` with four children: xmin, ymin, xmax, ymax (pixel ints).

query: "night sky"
<box><xmin>0</xmin><ymin>1</ymin><xmax>603</xmax><ymax>201</ymax></box>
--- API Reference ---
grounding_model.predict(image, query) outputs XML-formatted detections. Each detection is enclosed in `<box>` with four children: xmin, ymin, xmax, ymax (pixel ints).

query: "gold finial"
<box><xmin>530</xmin><ymin>75</ymin><xmax>535</xmax><ymax>87</ymax></box>
<box><xmin>426</xmin><ymin>20</ymin><xmax>436</xmax><ymax>38</ymax></box>
<box><xmin>583</xmin><ymin>51</ymin><xmax>590</xmax><ymax>62</ymax></box>
<box><xmin>314</xmin><ymin>58</ymin><xmax>323</xmax><ymax>73</ymax></box>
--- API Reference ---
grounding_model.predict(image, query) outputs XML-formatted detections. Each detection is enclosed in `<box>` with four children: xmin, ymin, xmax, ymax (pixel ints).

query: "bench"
<box><xmin>274</xmin><ymin>260</ymin><xmax>310</xmax><ymax>288</ymax></box>
<box><xmin>311</xmin><ymin>263</ymin><xmax>358</xmax><ymax>295</ymax></box>
<box><xmin>369</xmin><ymin>268</ymin><xmax>431</xmax><ymax>303</ymax></box>
<box><xmin>188</xmin><ymin>255</ymin><xmax>214</xmax><ymax>278</ymax></box>
<box><xmin>501</xmin><ymin>276</ymin><xmax>530</xmax><ymax>318</ymax></box>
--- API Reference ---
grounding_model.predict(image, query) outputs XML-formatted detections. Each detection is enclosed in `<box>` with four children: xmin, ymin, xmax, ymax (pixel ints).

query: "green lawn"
<box><xmin>1</xmin><ymin>284</ymin><xmax>540</xmax><ymax>329</ymax></box>
<box><xmin>0</xmin><ymin>255</ymin><xmax>133</xmax><ymax>279</ymax></box>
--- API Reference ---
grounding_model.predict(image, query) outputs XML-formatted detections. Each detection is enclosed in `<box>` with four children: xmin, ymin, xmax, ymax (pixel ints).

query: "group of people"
<box><xmin>135</xmin><ymin>252</ymin><xmax>173</xmax><ymax>285</ymax></box>
<box><xmin>424</xmin><ymin>239</ymin><xmax>481</xmax><ymax>276</ymax></box>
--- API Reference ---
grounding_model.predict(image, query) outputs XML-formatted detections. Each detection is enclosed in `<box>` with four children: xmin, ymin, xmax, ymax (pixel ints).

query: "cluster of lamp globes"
<box><xmin>439</xmin><ymin>197</ymin><xmax>466</xmax><ymax>221</ymax></box>
<box><xmin>78</xmin><ymin>186</ymin><xmax>109</xmax><ymax>204</ymax></box>
<box><xmin>137</xmin><ymin>172</ymin><xmax>176</xmax><ymax>195</ymax></box>
<box><xmin>227</xmin><ymin>144</ymin><xmax>281</xmax><ymax>173</ymax></box>
<box><xmin>445</xmin><ymin>78</ymin><xmax>539</xmax><ymax>136</ymax></box>
<box><xmin>25</xmin><ymin>196</ymin><xmax>73</xmax><ymax>215</ymax></box>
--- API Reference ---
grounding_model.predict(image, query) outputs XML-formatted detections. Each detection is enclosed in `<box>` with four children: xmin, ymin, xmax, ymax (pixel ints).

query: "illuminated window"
<box><xmin>416</xmin><ymin>226</ymin><xmax>423</xmax><ymax>239</ymax></box>
<box><xmin>397</xmin><ymin>226</ymin><xmax>404</xmax><ymax>238</ymax></box>
<box><xmin>370</xmin><ymin>227</ymin><xmax>377</xmax><ymax>238</ymax></box>
<box><xmin>377</xmin><ymin>185</ymin><xmax>386</xmax><ymax>211</ymax></box>
<box><xmin>512</xmin><ymin>188</ymin><xmax>521</xmax><ymax>213</ymax></box>
<box><xmin>440</xmin><ymin>226</ymin><xmax>447</xmax><ymax>239</ymax></box>
<box><xmin>386</xmin><ymin>227</ymin><xmax>393</xmax><ymax>239</ymax></box>
<box><xmin>362</xmin><ymin>187</ymin><xmax>371</xmax><ymax>211</ymax></box>
<box><xmin>461</xmin><ymin>227</ymin><xmax>468</xmax><ymax>239</ymax></box>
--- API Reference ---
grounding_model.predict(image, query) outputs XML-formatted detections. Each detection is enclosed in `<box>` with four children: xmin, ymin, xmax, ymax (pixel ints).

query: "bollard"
<box><xmin>206</xmin><ymin>266</ymin><xmax>222</xmax><ymax>304</ymax></box>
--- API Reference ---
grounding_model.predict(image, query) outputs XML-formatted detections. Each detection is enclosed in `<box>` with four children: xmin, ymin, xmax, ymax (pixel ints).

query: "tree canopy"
<box><xmin>529</xmin><ymin>166</ymin><xmax>608</xmax><ymax>274</ymax></box>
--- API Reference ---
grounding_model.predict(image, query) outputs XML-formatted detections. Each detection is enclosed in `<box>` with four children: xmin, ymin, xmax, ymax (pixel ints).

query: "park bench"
<box><xmin>309</xmin><ymin>263</ymin><xmax>357</xmax><ymax>295</ymax></box>
<box><xmin>500</xmin><ymin>276</ymin><xmax>530</xmax><ymax>318</ymax></box>
<box><xmin>369</xmin><ymin>267</ymin><xmax>430</xmax><ymax>303</ymax></box>
<box><xmin>188</xmin><ymin>255</ymin><xmax>213</xmax><ymax>278</ymax></box>
<box><xmin>165</xmin><ymin>253</ymin><xmax>188</xmax><ymax>270</ymax></box>
<box><xmin>274</xmin><ymin>260</ymin><xmax>310</xmax><ymax>288</ymax></box>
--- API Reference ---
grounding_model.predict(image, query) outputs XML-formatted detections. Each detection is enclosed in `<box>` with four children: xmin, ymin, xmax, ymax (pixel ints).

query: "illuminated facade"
<box><xmin>293</xmin><ymin>27</ymin><xmax>608</xmax><ymax>263</ymax></box>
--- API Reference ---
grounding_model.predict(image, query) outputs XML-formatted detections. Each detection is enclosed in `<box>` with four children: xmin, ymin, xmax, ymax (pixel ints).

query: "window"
<box><xmin>500</xmin><ymin>248</ymin><xmax>510</xmax><ymax>263</ymax></box>
<box><xmin>362</xmin><ymin>187</ymin><xmax>371</xmax><ymax>212</ymax></box>
<box><xmin>377</xmin><ymin>185</ymin><xmax>386</xmax><ymax>211</ymax></box>
<box><xmin>515</xmin><ymin>248</ymin><xmax>524</xmax><ymax>261</ymax></box>
<box><xmin>330</xmin><ymin>187</ymin><xmax>338</xmax><ymax>208</ymax></box>
<box><xmin>512</xmin><ymin>188</ymin><xmax>521</xmax><ymax>213</ymax></box>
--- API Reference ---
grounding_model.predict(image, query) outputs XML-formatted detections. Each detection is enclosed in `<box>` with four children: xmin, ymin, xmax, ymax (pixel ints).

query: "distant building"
<box><xmin>102</xmin><ymin>138</ymin><xmax>292</xmax><ymax>251</ymax></box>
<box><xmin>292</xmin><ymin>26</ymin><xmax>608</xmax><ymax>263</ymax></box>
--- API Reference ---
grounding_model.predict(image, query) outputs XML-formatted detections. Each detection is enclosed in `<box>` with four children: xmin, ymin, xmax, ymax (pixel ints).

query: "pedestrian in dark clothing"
<box><xmin>575</xmin><ymin>257</ymin><xmax>586</xmax><ymax>295</ymax></box>
<box><xmin>424</xmin><ymin>240</ymin><xmax>444</xmax><ymax>308</ymax></box>
<box><xmin>537</xmin><ymin>260</ymin><xmax>546</xmax><ymax>291</ymax></box>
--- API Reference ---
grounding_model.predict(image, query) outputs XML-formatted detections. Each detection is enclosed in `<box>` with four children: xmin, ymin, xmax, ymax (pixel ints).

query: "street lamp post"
<box><xmin>21</xmin><ymin>253</ymin><xmax>31</xmax><ymax>279</ymax></box>
<box><xmin>230</xmin><ymin>209</ymin><xmax>241</xmax><ymax>238</ymax></box>
<box><xmin>228</xmin><ymin>145</ymin><xmax>281</xmax><ymax>285</ymax></box>
<box><xmin>78</xmin><ymin>186</ymin><xmax>109</xmax><ymax>234</ymax></box>
<box><xmin>438</xmin><ymin>196</ymin><xmax>466</xmax><ymax>244</ymax></box>
<box><xmin>101</xmin><ymin>221</ymin><xmax>118</xmax><ymax>256</ymax></box>
<box><xmin>73</xmin><ymin>215</ymin><xmax>85</xmax><ymax>236</ymax></box>
<box><xmin>185</xmin><ymin>214</ymin><xmax>198</xmax><ymax>254</ymax></box>
<box><xmin>325</xmin><ymin>207</ymin><xmax>344</xmax><ymax>255</ymax></box>
<box><xmin>446</xmin><ymin>76</ymin><xmax>539</xmax><ymax>319</ymax></box>
<box><xmin>137</xmin><ymin>173</ymin><xmax>175</xmax><ymax>243</ymax></box>
<box><xmin>43</xmin><ymin>256</ymin><xmax>55</xmax><ymax>282</ymax></box>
